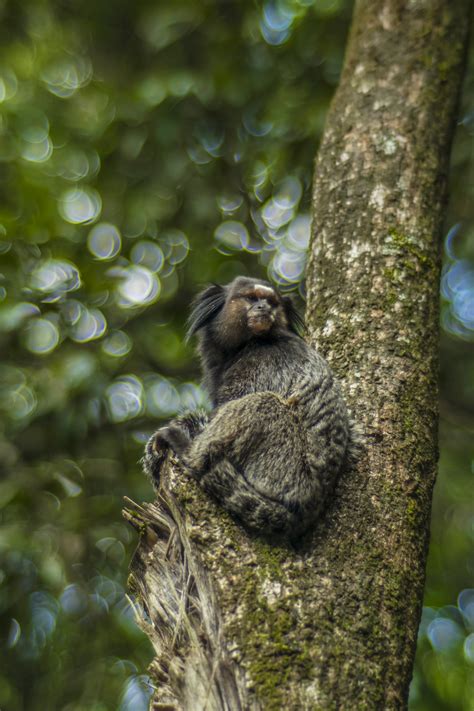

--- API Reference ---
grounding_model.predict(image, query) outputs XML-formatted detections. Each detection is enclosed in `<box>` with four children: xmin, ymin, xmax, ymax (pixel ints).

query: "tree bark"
<box><xmin>125</xmin><ymin>1</ymin><xmax>471</xmax><ymax>709</ymax></box>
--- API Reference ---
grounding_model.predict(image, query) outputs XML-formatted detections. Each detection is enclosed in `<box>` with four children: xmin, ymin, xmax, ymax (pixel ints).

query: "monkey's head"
<box><xmin>187</xmin><ymin>276</ymin><xmax>304</xmax><ymax>351</ymax></box>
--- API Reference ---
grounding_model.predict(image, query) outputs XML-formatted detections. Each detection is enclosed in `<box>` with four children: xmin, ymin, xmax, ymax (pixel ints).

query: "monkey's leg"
<box><xmin>182</xmin><ymin>393</ymin><xmax>314</xmax><ymax>534</ymax></box>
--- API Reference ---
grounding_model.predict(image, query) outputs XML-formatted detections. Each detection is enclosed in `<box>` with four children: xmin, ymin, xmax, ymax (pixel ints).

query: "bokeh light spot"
<box><xmin>243</xmin><ymin>110</ymin><xmax>273</xmax><ymax>138</ymax></box>
<box><xmin>88</xmin><ymin>223</ymin><xmax>122</xmax><ymax>260</ymax></box>
<box><xmin>131</xmin><ymin>241</ymin><xmax>164</xmax><ymax>272</ymax></box>
<box><xmin>427</xmin><ymin>617</ymin><xmax>463</xmax><ymax>652</ymax></box>
<box><xmin>441</xmin><ymin>258</ymin><xmax>474</xmax><ymax>337</ymax></box>
<box><xmin>270</xmin><ymin>250</ymin><xmax>306</xmax><ymax>285</ymax></box>
<box><xmin>7</xmin><ymin>618</ymin><xmax>21</xmax><ymax>649</ymax></box>
<box><xmin>70</xmin><ymin>308</ymin><xmax>107</xmax><ymax>343</ymax></box>
<box><xmin>7</xmin><ymin>384</ymin><xmax>37</xmax><ymax>420</ymax></box>
<box><xmin>22</xmin><ymin>137</ymin><xmax>53</xmax><ymax>163</ymax></box>
<box><xmin>179</xmin><ymin>382</ymin><xmax>208</xmax><ymax>410</ymax></box>
<box><xmin>61</xmin><ymin>299</ymin><xmax>83</xmax><ymax>326</ymax></box>
<box><xmin>31</xmin><ymin>260</ymin><xmax>81</xmax><ymax>297</ymax></box>
<box><xmin>0</xmin><ymin>302</ymin><xmax>41</xmax><ymax>332</ymax></box>
<box><xmin>260</xmin><ymin>1</ymin><xmax>295</xmax><ymax>45</ymax></box>
<box><xmin>273</xmin><ymin>177</ymin><xmax>302</xmax><ymax>209</ymax></box>
<box><xmin>96</xmin><ymin>537</ymin><xmax>126</xmax><ymax>562</ymax></box>
<box><xmin>119</xmin><ymin>674</ymin><xmax>154</xmax><ymax>711</ymax></box>
<box><xmin>59</xmin><ymin>187</ymin><xmax>102</xmax><ymax>224</ymax></box>
<box><xmin>24</xmin><ymin>319</ymin><xmax>60</xmax><ymax>355</ymax></box>
<box><xmin>464</xmin><ymin>633</ymin><xmax>474</xmax><ymax>664</ymax></box>
<box><xmin>41</xmin><ymin>57</ymin><xmax>93</xmax><ymax>98</ymax></box>
<box><xmin>53</xmin><ymin>146</ymin><xmax>96</xmax><ymax>181</ymax></box>
<box><xmin>262</xmin><ymin>199</ymin><xmax>294</xmax><ymax>230</ymax></box>
<box><xmin>106</xmin><ymin>375</ymin><xmax>145</xmax><ymax>422</ymax></box>
<box><xmin>117</xmin><ymin>266</ymin><xmax>161</xmax><ymax>308</ymax></box>
<box><xmin>0</xmin><ymin>68</ymin><xmax>18</xmax><ymax>102</ymax></box>
<box><xmin>137</xmin><ymin>76</ymin><xmax>167</xmax><ymax>106</ymax></box>
<box><xmin>16</xmin><ymin>108</ymin><xmax>49</xmax><ymax>143</ymax></box>
<box><xmin>217</xmin><ymin>194</ymin><xmax>244</xmax><ymax>215</ymax></box>
<box><xmin>287</xmin><ymin>214</ymin><xmax>311</xmax><ymax>250</ymax></box>
<box><xmin>102</xmin><ymin>330</ymin><xmax>132</xmax><ymax>357</ymax></box>
<box><xmin>214</xmin><ymin>221</ymin><xmax>249</xmax><ymax>252</ymax></box>
<box><xmin>60</xmin><ymin>584</ymin><xmax>88</xmax><ymax>616</ymax></box>
<box><xmin>146</xmin><ymin>377</ymin><xmax>180</xmax><ymax>417</ymax></box>
<box><xmin>54</xmin><ymin>472</ymin><xmax>83</xmax><ymax>498</ymax></box>
<box><xmin>458</xmin><ymin>589</ymin><xmax>474</xmax><ymax>628</ymax></box>
<box><xmin>161</xmin><ymin>230</ymin><xmax>189</xmax><ymax>265</ymax></box>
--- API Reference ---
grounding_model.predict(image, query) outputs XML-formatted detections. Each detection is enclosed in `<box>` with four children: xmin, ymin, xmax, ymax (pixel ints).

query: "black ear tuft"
<box><xmin>283</xmin><ymin>295</ymin><xmax>306</xmax><ymax>336</ymax></box>
<box><xmin>186</xmin><ymin>284</ymin><xmax>226</xmax><ymax>341</ymax></box>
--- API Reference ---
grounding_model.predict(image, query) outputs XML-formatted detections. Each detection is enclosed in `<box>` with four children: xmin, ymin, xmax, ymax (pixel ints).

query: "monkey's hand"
<box><xmin>141</xmin><ymin>428</ymin><xmax>173</xmax><ymax>488</ymax></box>
<box><xmin>142</xmin><ymin>411</ymin><xmax>209</xmax><ymax>488</ymax></box>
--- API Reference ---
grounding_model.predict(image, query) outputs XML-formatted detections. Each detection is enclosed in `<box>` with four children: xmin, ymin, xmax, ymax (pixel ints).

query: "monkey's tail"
<box><xmin>198</xmin><ymin>460</ymin><xmax>307</xmax><ymax>538</ymax></box>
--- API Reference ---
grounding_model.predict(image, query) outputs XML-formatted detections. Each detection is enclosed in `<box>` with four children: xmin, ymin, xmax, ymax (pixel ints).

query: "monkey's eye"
<box><xmin>245</xmin><ymin>294</ymin><xmax>258</xmax><ymax>303</ymax></box>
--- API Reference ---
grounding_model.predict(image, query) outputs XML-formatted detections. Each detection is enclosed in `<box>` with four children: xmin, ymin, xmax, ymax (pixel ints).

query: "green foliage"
<box><xmin>0</xmin><ymin>1</ymin><xmax>472</xmax><ymax>709</ymax></box>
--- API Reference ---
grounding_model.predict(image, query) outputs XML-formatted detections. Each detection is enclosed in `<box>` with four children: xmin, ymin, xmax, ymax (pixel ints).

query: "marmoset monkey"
<box><xmin>142</xmin><ymin>276</ymin><xmax>355</xmax><ymax>538</ymax></box>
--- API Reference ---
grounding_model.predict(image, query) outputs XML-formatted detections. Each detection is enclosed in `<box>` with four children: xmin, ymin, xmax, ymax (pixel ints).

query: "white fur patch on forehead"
<box><xmin>254</xmin><ymin>284</ymin><xmax>275</xmax><ymax>297</ymax></box>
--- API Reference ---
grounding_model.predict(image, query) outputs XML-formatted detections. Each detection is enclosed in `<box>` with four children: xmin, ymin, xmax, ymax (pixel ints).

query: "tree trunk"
<box><xmin>124</xmin><ymin>1</ymin><xmax>471</xmax><ymax>709</ymax></box>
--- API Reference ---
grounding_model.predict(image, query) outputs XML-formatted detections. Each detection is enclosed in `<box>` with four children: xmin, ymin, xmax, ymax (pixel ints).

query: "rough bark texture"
<box><xmin>125</xmin><ymin>1</ymin><xmax>471</xmax><ymax>709</ymax></box>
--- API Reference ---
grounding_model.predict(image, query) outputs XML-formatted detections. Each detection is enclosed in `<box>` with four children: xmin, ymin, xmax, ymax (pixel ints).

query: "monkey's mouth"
<box><xmin>248</xmin><ymin>313</ymin><xmax>274</xmax><ymax>334</ymax></box>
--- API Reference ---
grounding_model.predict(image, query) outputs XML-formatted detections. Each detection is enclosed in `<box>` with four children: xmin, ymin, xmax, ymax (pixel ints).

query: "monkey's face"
<box><xmin>187</xmin><ymin>276</ymin><xmax>304</xmax><ymax>351</ymax></box>
<box><xmin>218</xmin><ymin>279</ymin><xmax>289</xmax><ymax>347</ymax></box>
<box><xmin>240</xmin><ymin>284</ymin><xmax>282</xmax><ymax>335</ymax></box>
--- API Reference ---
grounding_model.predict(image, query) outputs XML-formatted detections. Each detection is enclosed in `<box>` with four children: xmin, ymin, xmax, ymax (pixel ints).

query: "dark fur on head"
<box><xmin>186</xmin><ymin>283</ymin><xmax>226</xmax><ymax>342</ymax></box>
<box><xmin>186</xmin><ymin>277</ymin><xmax>304</xmax><ymax>346</ymax></box>
<box><xmin>281</xmin><ymin>294</ymin><xmax>305</xmax><ymax>336</ymax></box>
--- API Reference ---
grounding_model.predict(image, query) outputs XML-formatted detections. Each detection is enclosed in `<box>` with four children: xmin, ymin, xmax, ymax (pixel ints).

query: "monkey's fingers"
<box><xmin>155</xmin><ymin>424</ymin><xmax>191</xmax><ymax>456</ymax></box>
<box><xmin>151</xmin><ymin>428</ymin><xmax>172</xmax><ymax>453</ymax></box>
<box><xmin>141</xmin><ymin>430</ymin><xmax>171</xmax><ymax>487</ymax></box>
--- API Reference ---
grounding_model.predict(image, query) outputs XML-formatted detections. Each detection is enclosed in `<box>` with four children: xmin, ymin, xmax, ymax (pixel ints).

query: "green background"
<box><xmin>0</xmin><ymin>1</ymin><xmax>472</xmax><ymax>709</ymax></box>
